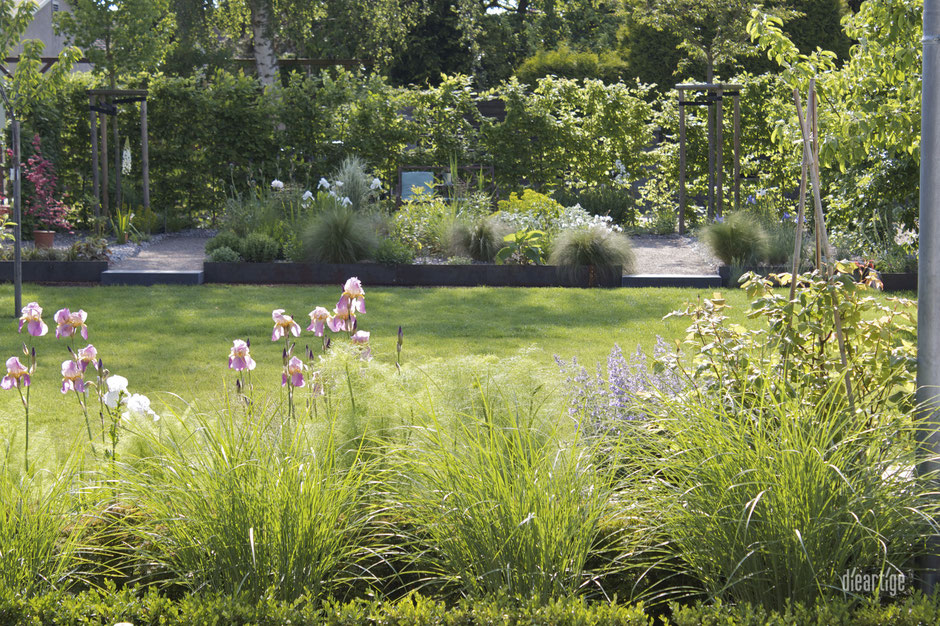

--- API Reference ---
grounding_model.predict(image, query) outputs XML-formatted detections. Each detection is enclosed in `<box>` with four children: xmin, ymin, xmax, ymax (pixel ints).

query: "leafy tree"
<box><xmin>0</xmin><ymin>0</ymin><xmax>80</xmax><ymax>312</ymax></box>
<box><xmin>632</xmin><ymin>0</ymin><xmax>795</xmax><ymax>82</ymax></box>
<box><xmin>55</xmin><ymin>0</ymin><xmax>176</xmax><ymax>89</ymax></box>
<box><xmin>210</xmin><ymin>0</ymin><xmax>420</xmax><ymax>81</ymax></box>
<box><xmin>748</xmin><ymin>0</ymin><xmax>922</xmax><ymax>234</ymax></box>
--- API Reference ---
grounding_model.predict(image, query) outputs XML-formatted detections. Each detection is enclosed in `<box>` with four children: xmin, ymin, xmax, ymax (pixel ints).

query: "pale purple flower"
<box><xmin>54</xmin><ymin>308</ymin><xmax>88</xmax><ymax>340</ymax></box>
<box><xmin>272</xmin><ymin>309</ymin><xmax>301</xmax><ymax>341</ymax></box>
<box><xmin>339</xmin><ymin>277</ymin><xmax>366</xmax><ymax>314</ymax></box>
<box><xmin>228</xmin><ymin>339</ymin><xmax>256</xmax><ymax>371</ymax></box>
<box><xmin>318</xmin><ymin>177</ymin><xmax>330</xmax><ymax>190</ymax></box>
<box><xmin>271</xmin><ymin>178</ymin><xmax>284</xmax><ymax>190</ymax></box>
<box><xmin>18</xmin><ymin>302</ymin><xmax>48</xmax><ymax>337</ymax></box>
<box><xmin>327</xmin><ymin>299</ymin><xmax>351</xmax><ymax>333</ymax></box>
<box><xmin>307</xmin><ymin>307</ymin><xmax>331</xmax><ymax>336</ymax></box>
<box><xmin>1</xmin><ymin>356</ymin><xmax>30</xmax><ymax>390</ymax></box>
<box><xmin>76</xmin><ymin>344</ymin><xmax>98</xmax><ymax>372</ymax></box>
<box><xmin>370</xmin><ymin>177</ymin><xmax>381</xmax><ymax>190</ymax></box>
<box><xmin>351</xmin><ymin>330</ymin><xmax>372</xmax><ymax>361</ymax></box>
<box><xmin>282</xmin><ymin>356</ymin><xmax>306</xmax><ymax>387</ymax></box>
<box><xmin>340</xmin><ymin>196</ymin><xmax>352</xmax><ymax>207</ymax></box>
<box><xmin>61</xmin><ymin>359</ymin><xmax>85</xmax><ymax>393</ymax></box>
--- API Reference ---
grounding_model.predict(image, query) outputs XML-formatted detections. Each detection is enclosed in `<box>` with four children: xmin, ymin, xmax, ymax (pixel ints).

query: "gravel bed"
<box><xmin>43</xmin><ymin>229</ymin><xmax>217</xmax><ymax>265</ymax></box>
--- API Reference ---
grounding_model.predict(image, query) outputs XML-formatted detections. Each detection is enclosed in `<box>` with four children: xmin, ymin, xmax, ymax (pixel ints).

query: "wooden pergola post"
<box><xmin>87</xmin><ymin>89</ymin><xmax>149</xmax><ymax>222</ymax></box>
<box><xmin>675</xmin><ymin>83</ymin><xmax>743</xmax><ymax>227</ymax></box>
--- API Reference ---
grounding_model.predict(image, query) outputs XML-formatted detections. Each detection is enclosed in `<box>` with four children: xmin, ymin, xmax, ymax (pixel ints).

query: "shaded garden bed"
<box><xmin>203</xmin><ymin>261</ymin><xmax>622</xmax><ymax>287</ymax></box>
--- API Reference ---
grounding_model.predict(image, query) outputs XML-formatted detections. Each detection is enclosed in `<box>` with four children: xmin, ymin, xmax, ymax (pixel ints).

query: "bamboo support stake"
<box><xmin>799</xmin><ymin>79</ymin><xmax>855</xmax><ymax>414</ymax></box>
<box><xmin>789</xmin><ymin>89</ymin><xmax>810</xmax><ymax>305</ymax></box>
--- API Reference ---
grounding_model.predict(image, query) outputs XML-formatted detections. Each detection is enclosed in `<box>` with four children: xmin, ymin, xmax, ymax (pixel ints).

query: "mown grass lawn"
<box><xmin>0</xmin><ymin>282</ymin><xmax>894</xmax><ymax>465</ymax></box>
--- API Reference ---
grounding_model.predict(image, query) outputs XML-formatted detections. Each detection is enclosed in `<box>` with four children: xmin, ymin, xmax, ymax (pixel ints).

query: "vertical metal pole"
<box><xmin>716</xmin><ymin>87</ymin><xmax>724</xmax><ymax>219</ymax></box>
<box><xmin>733</xmin><ymin>92</ymin><xmax>741</xmax><ymax>212</ymax></box>
<box><xmin>918</xmin><ymin>0</ymin><xmax>940</xmax><ymax>594</ymax></box>
<box><xmin>707</xmin><ymin>89</ymin><xmax>715</xmax><ymax>220</ymax></box>
<box><xmin>141</xmin><ymin>99</ymin><xmax>150</xmax><ymax>214</ymax></box>
<box><xmin>100</xmin><ymin>105</ymin><xmax>109</xmax><ymax>217</ymax></box>
<box><xmin>89</xmin><ymin>95</ymin><xmax>100</xmax><ymax>218</ymax></box>
<box><xmin>12</xmin><ymin>120</ymin><xmax>21</xmax><ymax>316</ymax></box>
<box><xmin>678</xmin><ymin>89</ymin><xmax>686</xmax><ymax>235</ymax></box>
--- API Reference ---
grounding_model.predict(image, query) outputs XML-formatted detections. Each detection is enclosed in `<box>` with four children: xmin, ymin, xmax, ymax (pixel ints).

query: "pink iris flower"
<box><xmin>307</xmin><ymin>306</ymin><xmax>331</xmax><ymax>336</ymax></box>
<box><xmin>338</xmin><ymin>277</ymin><xmax>366</xmax><ymax>315</ymax></box>
<box><xmin>76</xmin><ymin>344</ymin><xmax>98</xmax><ymax>372</ymax></box>
<box><xmin>18</xmin><ymin>302</ymin><xmax>48</xmax><ymax>337</ymax></box>
<box><xmin>60</xmin><ymin>359</ymin><xmax>86</xmax><ymax>393</ymax></box>
<box><xmin>282</xmin><ymin>356</ymin><xmax>306</xmax><ymax>387</ymax></box>
<box><xmin>54</xmin><ymin>308</ymin><xmax>89</xmax><ymax>340</ymax></box>
<box><xmin>271</xmin><ymin>309</ymin><xmax>301</xmax><ymax>341</ymax></box>
<box><xmin>327</xmin><ymin>299</ymin><xmax>351</xmax><ymax>333</ymax></box>
<box><xmin>1</xmin><ymin>356</ymin><xmax>30</xmax><ymax>390</ymax></box>
<box><xmin>351</xmin><ymin>330</ymin><xmax>372</xmax><ymax>361</ymax></box>
<box><xmin>228</xmin><ymin>339</ymin><xmax>256</xmax><ymax>371</ymax></box>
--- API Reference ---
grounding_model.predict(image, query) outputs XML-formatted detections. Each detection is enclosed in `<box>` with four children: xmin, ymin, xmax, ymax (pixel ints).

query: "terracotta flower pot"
<box><xmin>33</xmin><ymin>230</ymin><xmax>55</xmax><ymax>249</ymax></box>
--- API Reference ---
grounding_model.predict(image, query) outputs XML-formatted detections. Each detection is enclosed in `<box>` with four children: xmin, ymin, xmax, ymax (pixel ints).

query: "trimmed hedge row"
<box><xmin>20</xmin><ymin>71</ymin><xmax>656</xmax><ymax>225</ymax></box>
<box><xmin>1</xmin><ymin>587</ymin><xmax>938</xmax><ymax>626</ymax></box>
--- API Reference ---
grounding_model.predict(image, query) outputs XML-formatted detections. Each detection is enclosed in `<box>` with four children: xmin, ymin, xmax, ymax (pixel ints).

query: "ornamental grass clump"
<box><xmin>302</xmin><ymin>207</ymin><xmax>377</xmax><ymax>263</ymax></box>
<box><xmin>615</xmin><ymin>380</ymin><xmax>938</xmax><ymax>611</ymax></box>
<box><xmin>114</xmin><ymin>405</ymin><xmax>380</xmax><ymax>602</ymax></box>
<box><xmin>548</xmin><ymin>226</ymin><xmax>636</xmax><ymax>280</ymax></box>
<box><xmin>702</xmin><ymin>212</ymin><xmax>769</xmax><ymax>266</ymax></box>
<box><xmin>393</xmin><ymin>394</ymin><xmax>617</xmax><ymax>602</ymax></box>
<box><xmin>0</xmin><ymin>463</ymin><xmax>82</xmax><ymax>598</ymax></box>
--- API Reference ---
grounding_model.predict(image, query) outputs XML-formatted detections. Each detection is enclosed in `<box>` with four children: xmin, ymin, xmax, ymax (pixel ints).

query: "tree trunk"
<box><xmin>249</xmin><ymin>0</ymin><xmax>278</xmax><ymax>87</ymax></box>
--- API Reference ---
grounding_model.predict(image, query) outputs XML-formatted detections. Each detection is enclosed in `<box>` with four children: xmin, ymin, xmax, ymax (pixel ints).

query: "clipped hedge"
<box><xmin>1</xmin><ymin>587</ymin><xmax>938</xmax><ymax>626</ymax></box>
<box><xmin>20</xmin><ymin>70</ymin><xmax>656</xmax><ymax>226</ymax></box>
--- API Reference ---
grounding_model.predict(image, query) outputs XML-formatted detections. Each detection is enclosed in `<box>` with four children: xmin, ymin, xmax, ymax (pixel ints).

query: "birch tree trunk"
<box><xmin>249</xmin><ymin>0</ymin><xmax>278</xmax><ymax>87</ymax></box>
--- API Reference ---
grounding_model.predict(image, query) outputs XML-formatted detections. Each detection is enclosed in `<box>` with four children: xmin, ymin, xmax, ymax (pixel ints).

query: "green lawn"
<box><xmin>0</xmin><ymin>283</ymin><xmax>815</xmax><ymax>463</ymax></box>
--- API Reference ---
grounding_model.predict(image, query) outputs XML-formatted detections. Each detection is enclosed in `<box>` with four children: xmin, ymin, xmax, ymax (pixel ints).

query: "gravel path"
<box><xmin>629</xmin><ymin>234</ymin><xmax>720</xmax><ymax>275</ymax></box>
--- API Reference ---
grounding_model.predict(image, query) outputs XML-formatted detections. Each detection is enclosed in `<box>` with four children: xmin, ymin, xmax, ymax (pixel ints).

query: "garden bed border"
<box><xmin>0</xmin><ymin>260</ymin><xmax>109</xmax><ymax>283</ymax></box>
<box><xmin>203</xmin><ymin>261</ymin><xmax>623</xmax><ymax>288</ymax></box>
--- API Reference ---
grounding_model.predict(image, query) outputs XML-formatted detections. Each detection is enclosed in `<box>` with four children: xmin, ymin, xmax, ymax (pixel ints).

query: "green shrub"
<box><xmin>241</xmin><ymin>232</ymin><xmax>280</xmax><ymax>262</ymax></box>
<box><xmin>205</xmin><ymin>231</ymin><xmax>243</xmax><ymax>257</ymax></box>
<box><xmin>372</xmin><ymin>237</ymin><xmax>416</xmax><ymax>265</ymax></box>
<box><xmin>702</xmin><ymin>212</ymin><xmax>769</xmax><ymax>265</ymax></box>
<box><xmin>552</xmin><ymin>185</ymin><xmax>639</xmax><ymax>228</ymax></box>
<box><xmin>303</xmin><ymin>207</ymin><xmax>377</xmax><ymax>263</ymax></box>
<box><xmin>391</xmin><ymin>189</ymin><xmax>455</xmax><ymax>254</ymax></box>
<box><xmin>549</xmin><ymin>227</ymin><xmax>635</xmax><ymax>279</ymax></box>
<box><xmin>515</xmin><ymin>45</ymin><xmax>629</xmax><ymax>85</ymax></box>
<box><xmin>207</xmin><ymin>246</ymin><xmax>242</xmax><ymax>263</ymax></box>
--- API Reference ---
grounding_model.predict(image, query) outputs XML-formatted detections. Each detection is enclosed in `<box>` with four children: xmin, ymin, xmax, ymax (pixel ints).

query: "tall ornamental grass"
<box><xmin>115</xmin><ymin>399</ymin><xmax>380</xmax><ymax>602</ymax></box>
<box><xmin>394</xmin><ymin>393</ymin><xmax>618</xmax><ymax>602</ymax></box>
<box><xmin>616</xmin><ymin>381</ymin><xmax>937</xmax><ymax>611</ymax></box>
<box><xmin>0</xmin><ymin>460</ymin><xmax>82</xmax><ymax>598</ymax></box>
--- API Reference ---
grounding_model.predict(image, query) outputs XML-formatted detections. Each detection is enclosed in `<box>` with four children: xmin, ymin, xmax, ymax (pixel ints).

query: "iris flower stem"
<box><xmin>75</xmin><ymin>390</ymin><xmax>96</xmax><ymax>456</ymax></box>
<box><xmin>17</xmin><ymin>385</ymin><xmax>28</xmax><ymax>473</ymax></box>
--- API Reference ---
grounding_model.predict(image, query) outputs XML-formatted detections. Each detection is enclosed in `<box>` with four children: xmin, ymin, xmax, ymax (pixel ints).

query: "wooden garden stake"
<box><xmin>794</xmin><ymin>79</ymin><xmax>855</xmax><ymax>414</ymax></box>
